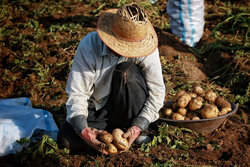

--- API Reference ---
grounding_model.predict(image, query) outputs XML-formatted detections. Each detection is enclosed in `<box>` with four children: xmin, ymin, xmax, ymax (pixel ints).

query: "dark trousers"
<box><xmin>57</xmin><ymin>62</ymin><xmax>148</xmax><ymax>153</ymax></box>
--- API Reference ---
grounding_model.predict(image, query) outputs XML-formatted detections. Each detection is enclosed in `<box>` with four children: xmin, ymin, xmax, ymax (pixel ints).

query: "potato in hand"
<box><xmin>99</xmin><ymin>128</ymin><xmax>129</xmax><ymax>154</ymax></box>
<box><xmin>100</xmin><ymin>133</ymin><xmax>113</xmax><ymax>144</ymax></box>
<box><xmin>107</xmin><ymin>143</ymin><xmax>118</xmax><ymax>154</ymax></box>
<box><xmin>112</xmin><ymin>128</ymin><xmax>128</xmax><ymax>150</ymax></box>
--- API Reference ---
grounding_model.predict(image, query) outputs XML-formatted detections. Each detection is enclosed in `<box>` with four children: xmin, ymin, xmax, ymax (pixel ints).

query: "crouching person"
<box><xmin>57</xmin><ymin>3</ymin><xmax>165</xmax><ymax>154</ymax></box>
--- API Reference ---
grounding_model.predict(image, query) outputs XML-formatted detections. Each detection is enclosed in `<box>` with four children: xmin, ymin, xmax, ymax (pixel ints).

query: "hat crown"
<box><xmin>113</xmin><ymin>4</ymin><xmax>149</xmax><ymax>42</ymax></box>
<box><xmin>96</xmin><ymin>3</ymin><xmax>158</xmax><ymax>57</ymax></box>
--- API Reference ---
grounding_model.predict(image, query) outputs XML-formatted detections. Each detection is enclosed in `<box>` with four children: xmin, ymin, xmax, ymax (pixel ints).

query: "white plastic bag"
<box><xmin>0</xmin><ymin>97</ymin><xmax>58</xmax><ymax>156</ymax></box>
<box><xmin>167</xmin><ymin>0</ymin><xmax>204</xmax><ymax>47</ymax></box>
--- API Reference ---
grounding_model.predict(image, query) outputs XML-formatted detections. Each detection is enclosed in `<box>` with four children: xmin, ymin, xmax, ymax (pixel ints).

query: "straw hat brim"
<box><xmin>97</xmin><ymin>9</ymin><xmax>158</xmax><ymax>58</ymax></box>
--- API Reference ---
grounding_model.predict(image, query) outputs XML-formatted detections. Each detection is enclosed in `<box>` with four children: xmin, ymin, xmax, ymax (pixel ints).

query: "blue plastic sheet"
<box><xmin>0</xmin><ymin>97</ymin><xmax>58</xmax><ymax>156</ymax></box>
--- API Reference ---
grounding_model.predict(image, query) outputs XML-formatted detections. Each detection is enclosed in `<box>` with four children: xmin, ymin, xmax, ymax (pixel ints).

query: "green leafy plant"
<box><xmin>139</xmin><ymin>123</ymin><xmax>196</xmax><ymax>153</ymax></box>
<box><xmin>17</xmin><ymin>135</ymin><xmax>69</xmax><ymax>164</ymax></box>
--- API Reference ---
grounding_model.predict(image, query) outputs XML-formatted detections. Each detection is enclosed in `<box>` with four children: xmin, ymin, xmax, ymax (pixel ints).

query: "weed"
<box><xmin>117</xmin><ymin>0</ymin><xmax>131</xmax><ymax>7</ymax></box>
<box><xmin>31</xmin><ymin>62</ymin><xmax>50</xmax><ymax>81</ymax></box>
<box><xmin>16</xmin><ymin>135</ymin><xmax>69</xmax><ymax>165</ymax></box>
<box><xmin>154</xmin><ymin>160</ymin><xmax>176</xmax><ymax>167</ymax></box>
<box><xmin>139</xmin><ymin>123</ymin><xmax>197</xmax><ymax>153</ymax></box>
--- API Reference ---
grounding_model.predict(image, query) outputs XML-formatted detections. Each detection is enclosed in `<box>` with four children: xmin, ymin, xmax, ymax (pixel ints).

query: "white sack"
<box><xmin>167</xmin><ymin>0</ymin><xmax>205</xmax><ymax>47</ymax></box>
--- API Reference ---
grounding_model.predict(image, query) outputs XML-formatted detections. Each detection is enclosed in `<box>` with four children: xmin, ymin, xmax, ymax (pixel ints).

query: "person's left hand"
<box><xmin>122</xmin><ymin>126</ymin><xmax>141</xmax><ymax>151</ymax></box>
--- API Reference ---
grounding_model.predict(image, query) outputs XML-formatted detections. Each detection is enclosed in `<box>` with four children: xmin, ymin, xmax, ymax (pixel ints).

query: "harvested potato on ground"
<box><xmin>204</xmin><ymin>90</ymin><xmax>217</xmax><ymax>103</ymax></box>
<box><xmin>172</xmin><ymin>113</ymin><xmax>185</xmax><ymax>120</ymax></box>
<box><xmin>112</xmin><ymin>128</ymin><xmax>128</xmax><ymax>150</ymax></box>
<box><xmin>215</xmin><ymin>96</ymin><xmax>231</xmax><ymax>108</ymax></box>
<box><xmin>189</xmin><ymin>96</ymin><xmax>204</xmax><ymax>111</ymax></box>
<box><xmin>191</xmin><ymin>116</ymin><xmax>200</xmax><ymax>120</ymax></box>
<box><xmin>100</xmin><ymin>133</ymin><xmax>113</xmax><ymax>144</ymax></box>
<box><xmin>173</xmin><ymin>90</ymin><xmax>186</xmax><ymax>102</ymax></box>
<box><xmin>189</xmin><ymin>92</ymin><xmax>197</xmax><ymax>99</ymax></box>
<box><xmin>201</xmin><ymin>104</ymin><xmax>219</xmax><ymax>119</ymax></box>
<box><xmin>177</xmin><ymin>93</ymin><xmax>191</xmax><ymax>108</ymax></box>
<box><xmin>177</xmin><ymin>108</ymin><xmax>187</xmax><ymax>116</ymax></box>
<box><xmin>218</xmin><ymin>107</ymin><xmax>232</xmax><ymax>116</ymax></box>
<box><xmin>193</xmin><ymin>86</ymin><xmax>204</xmax><ymax>95</ymax></box>
<box><xmin>107</xmin><ymin>143</ymin><xmax>118</xmax><ymax>154</ymax></box>
<box><xmin>164</xmin><ymin>108</ymin><xmax>173</xmax><ymax>117</ymax></box>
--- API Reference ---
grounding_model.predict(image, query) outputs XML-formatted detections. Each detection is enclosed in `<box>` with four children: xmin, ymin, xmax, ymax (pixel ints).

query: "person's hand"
<box><xmin>122</xmin><ymin>126</ymin><xmax>141</xmax><ymax>151</ymax></box>
<box><xmin>80</xmin><ymin>127</ymin><xmax>109</xmax><ymax>154</ymax></box>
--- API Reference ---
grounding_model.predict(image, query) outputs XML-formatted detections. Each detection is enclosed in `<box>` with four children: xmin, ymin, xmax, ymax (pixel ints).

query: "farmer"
<box><xmin>57</xmin><ymin>3</ymin><xmax>165</xmax><ymax>154</ymax></box>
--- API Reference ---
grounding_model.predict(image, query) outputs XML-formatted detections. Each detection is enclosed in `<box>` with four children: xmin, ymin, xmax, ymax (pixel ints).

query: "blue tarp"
<box><xmin>0</xmin><ymin>97</ymin><xmax>58</xmax><ymax>156</ymax></box>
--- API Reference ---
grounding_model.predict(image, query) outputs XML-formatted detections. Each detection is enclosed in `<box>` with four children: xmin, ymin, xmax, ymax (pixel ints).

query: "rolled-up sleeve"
<box><xmin>65</xmin><ymin>40</ymin><xmax>96</xmax><ymax>133</ymax></box>
<box><xmin>136</xmin><ymin>48</ymin><xmax>166</xmax><ymax>124</ymax></box>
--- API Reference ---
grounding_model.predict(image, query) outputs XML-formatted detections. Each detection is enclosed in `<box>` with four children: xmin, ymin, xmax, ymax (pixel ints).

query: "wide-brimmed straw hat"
<box><xmin>97</xmin><ymin>3</ymin><xmax>158</xmax><ymax>57</ymax></box>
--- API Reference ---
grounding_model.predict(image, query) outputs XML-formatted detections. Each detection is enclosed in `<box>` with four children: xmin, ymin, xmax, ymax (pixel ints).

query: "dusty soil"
<box><xmin>0</xmin><ymin>0</ymin><xmax>249</xmax><ymax>166</ymax></box>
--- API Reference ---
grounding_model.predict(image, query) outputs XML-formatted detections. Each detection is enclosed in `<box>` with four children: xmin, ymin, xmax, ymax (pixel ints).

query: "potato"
<box><xmin>193</xmin><ymin>86</ymin><xmax>204</xmax><ymax>95</ymax></box>
<box><xmin>177</xmin><ymin>107</ymin><xmax>187</xmax><ymax>116</ymax></box>
<box><xmin>191</xmin><ymin>116</ymin><xmax>200</xmax><ymax>120</ymax></box>
<box><xmin>201</xmin><ymin>104</ymin><xmax>219</xmax><ymax>119</ymax></box>
<box><xmin>204</xmin><ymin>90</ymin><xmax>217</xmax><ymax>103</ymax></box>
<box><xmin>218</xmin><ymin>107</ymin><xmax>232</xmax><ymax>116</ymax></box>
<box><xmin>112</xmin><ymin>128</ymin><xmax>128</xmax><ymax>150</ymax></box>
<box><xmin>172</xmin><ymin>113</ymin><xmax>185</xmax><ymax>120</ymax></box>
<box><xmin>189</xmin><ymin>96</ymin><xmax>204</xmax><ymax>111</ymax></box>
<box><xmin>100</xmin><ymin>133</ymin><xmax>113</xmax><ymax>144</ymax></box>
<box><xmin>107</xmin><ymin>143</ymin><xmax>118</xmax><ymax>154</ymax></box>
<box><xmin>164</xmin><ymin>108</ymin><xmax>173</xmax><ymax>117</ymax></box>
<box><xmin>173</xmin><ymin>90</ymin><xmax>186</xmax><ymax>102</ymax></box>
<box><xmin>177</xmin><ymin>93</ymin><xmax>191</xmax><ymax>108</ymax></box>
<box><xmin>215</xmin><ymin>96</ymin><xmax>231</xmax><ymax>108</ymax></box>
<box><xmin>189</xmin><ymin>92</ymin><xmax>197</xmax><ymax>99</ymax></box>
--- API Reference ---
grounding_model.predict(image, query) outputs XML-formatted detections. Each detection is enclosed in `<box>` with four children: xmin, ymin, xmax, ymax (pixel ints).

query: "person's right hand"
<box><xmin>80</xmin><ymin>127</ymin><xmax>109</xmax><ymax>154</ymax></box>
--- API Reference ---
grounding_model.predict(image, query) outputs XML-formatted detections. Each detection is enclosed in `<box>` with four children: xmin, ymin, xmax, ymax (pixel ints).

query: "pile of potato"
<box><xmin>161</xmin><ymin>86</ymin><xmax>232</xmax><ymax>120</ymax></box>
<box><xmin>99</xmin><ymin>128</ymin><xmax>128</xmax><ymax>154</ymax></box>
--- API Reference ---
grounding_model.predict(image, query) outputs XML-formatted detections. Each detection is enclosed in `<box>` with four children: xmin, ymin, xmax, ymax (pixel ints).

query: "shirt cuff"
<box><xmin>131</xmin><ymin>117</ymin><xmax>150</xmax><ymax>131</ymax></box>
<box><xmin>69</xmin><ymin>115</ymin><xmax>88</xmax><ymax>135</ymax></box>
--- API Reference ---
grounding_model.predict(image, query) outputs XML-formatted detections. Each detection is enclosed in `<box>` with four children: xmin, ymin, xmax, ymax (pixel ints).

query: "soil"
<box><xmin>0</xmin><ymin>1</ymin><xmax>249</xmax><ymax>167</ymax></box>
